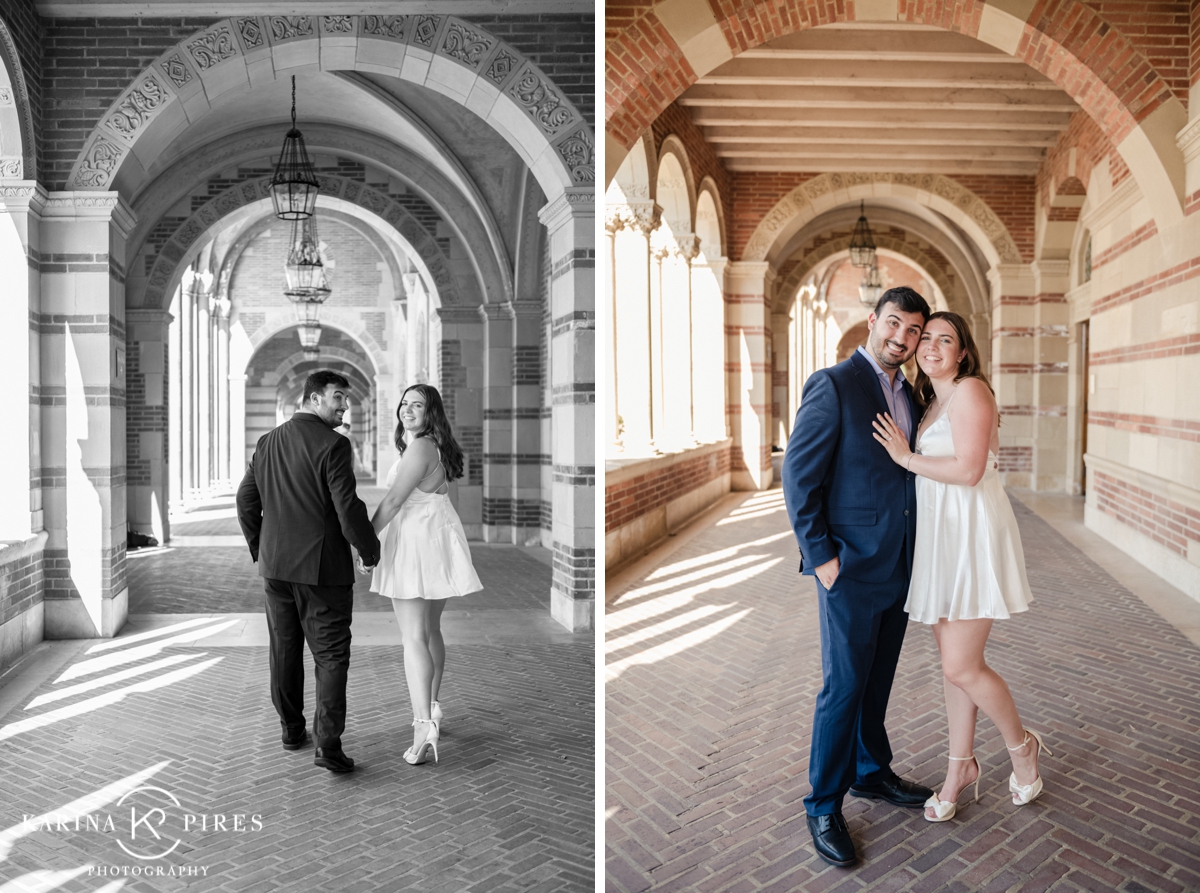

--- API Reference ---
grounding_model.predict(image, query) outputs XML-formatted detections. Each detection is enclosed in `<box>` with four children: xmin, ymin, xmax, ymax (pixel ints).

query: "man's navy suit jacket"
<box><xmin>781</xmin><ymin>351</ymin><xmax>919</xmax><ymax>584</ymax></box>
<box><xmin>237</xmin><ymin>412</ymin><xmax>381</xmax><ymax>587</ymax></box>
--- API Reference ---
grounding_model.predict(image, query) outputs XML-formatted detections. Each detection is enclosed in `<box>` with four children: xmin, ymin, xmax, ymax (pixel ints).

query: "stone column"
<box><xmin>213</xmin><ymin>298</ymin><xmax>231</xmax><ymax>489</ymax></box>
<box><xmin>655</xmin><ymin>230</ymin><xmax>699</xmax><ymax>450</ymax></box>
<box><xmin>691</xmin><ymin>257</ymin><xmax>727</xmax><ymax>443</ymax></box>
<box><xmin>990</xmin><ymin>263</ymin><xmax>1037</xmax><ymax>488</ymax></box>
<box><xmin>178</xmin><ymin>284</ymin><xmax>193</xmax><ymax>505</ymax></box>
<box><xmin>603</xmin><ymin>215</ymin><xmax>619</xmax><ymax>453</ymax></box>
<box><xmin>437</xmin><ymin>306</ymin><xmax>484</xmax><ymax>539</ymax></box>
<box><xmin>539</xmin><ymin>189</ymin><xmax>595</xmax><ymax>632</ymax></box>
<box><xmin>125</xmin><ymin>308</ymin><xmax>172</xmax><ymax>545</ymax></box>
<box><xmin>1029</xmin><ymin>260</ymin><xmax>1070</xmax><ymax>491</ymax></box>
<box><xmin>40</xmin><ymin>192</ymin><xmax>135</xmax><ymax>639</ymax></box>
<box><xmin>511</xmin><ymin>300</ymin><xmax>544</xmax><ymax>546</ymax></box>
<box><xmin>0</xmin><ymin>182</ymin><xmax>42</xmax><ymax>539</ymax></box>
<box><xmin>480</xmin><ymin>302</ymin><xmax>514</xmax><ymax>543</ymax></box>
<box><xmin>725</xmin><ymin>261</ymin><xmax>773</xmax><ymax>490</ymax></box>
<box><xmin>608</xmin><ymin>201</ymin><xmax>660</xmax><ymax>457</ymax></box>
<box><xmin>228</xmin><ymin>372</ymin><xmax>247</xmax><ymax>483</ymax></box>
<box><xmin>772</xmin><ymin>309</ymin><xmax>792</xmax><ymax>449</ymax></box>
<box><xmin>196</xmin><ymin>289</ymin><xmax>211</xmax><ymax>497</ymax></box>
<box><xmin>373</xmin><ymin>371</ymin><xmax>394</xmax><ymax>486</ymax></box>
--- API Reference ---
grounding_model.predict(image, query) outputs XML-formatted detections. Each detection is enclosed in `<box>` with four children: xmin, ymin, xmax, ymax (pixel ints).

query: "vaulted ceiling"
<box><xmin>679</xmin><ymin>23</ymin><xmax>1079</xmax><ymax>177</ymax></box>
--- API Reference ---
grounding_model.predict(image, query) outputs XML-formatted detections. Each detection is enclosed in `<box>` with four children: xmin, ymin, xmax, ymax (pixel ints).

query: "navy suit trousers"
<box><xmin>804</xmin><ymin>551</ymin><xmax>910</xmax><ymax>816</ymax></box>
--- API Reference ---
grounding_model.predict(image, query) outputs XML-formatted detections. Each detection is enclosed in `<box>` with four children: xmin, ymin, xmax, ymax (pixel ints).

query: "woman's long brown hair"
<box><xmin>912</xmin><ymin>311</ymin><xmax>999</xmax><ymax>425</ymax></box>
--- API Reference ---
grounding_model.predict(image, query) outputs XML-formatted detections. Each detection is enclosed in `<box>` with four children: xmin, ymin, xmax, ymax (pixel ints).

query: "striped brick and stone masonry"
<box><xmin>438</xmin><ymin>307</ymin><xmax>485</xmax><ymax>540</ymax></box>
<box><xmin>125</xmin><ymin>308</ymin><xmax>171</xmax><ymax>545</ymax></box>
<box><xmin>540</xmin><ymin>189</ymin><xmax>594</xmax><ymax>632</ymax></box>
<box><xmin>37</xmin><ymin>192</ymin><xmax>134</xmax><ymax>638</ymax></box>
<box><xmin>724</xmin><ymin>261</ymin><xmax>773</xmax><ymax>490</ymax></box>
<box><xmin>990</xmin><ymin>262</ymin><xmax>1070</xmax><ymax>490</ymax></box>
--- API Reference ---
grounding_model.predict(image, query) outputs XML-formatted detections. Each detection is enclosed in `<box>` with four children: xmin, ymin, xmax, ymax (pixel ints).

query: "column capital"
<box><xmin>41</xmin><ymin>190</ymin><xmax>136</xmax><ymax>235</ymax></box>
<box><xmin>478</xmin><ymin>302</ymin><xmax>513</xmax><ymax>321</ymax></box>
<box><xmin>651</xmin><ymin>228</ymin><xmax>700</xmax><ymax>261</ymax></box>
<box><xmin>725</xmin><ymin>260</ymin><xmax>773</xmax><ymax>293</ymax></box>
<box><xmin>0</xmin><ymin>180</ymin><xmax>47</xmax><ymax>214</ymax></box>
<box><xmin>125</xmin><ymin>308</ymin><xmax>174</xmax><ymax>326</ymax></box>
<box><xmin>436</xmin><ymin>305</ymin><xmax>483</xmax><ymax>323</ymax></box>
<box><xmin>539</xmin><ymin>187</ymin><xmax>594</xmax><ymax>232</ymax></box>
<box><xmin>606</xmin><ymin>200</ymin><xmax>660</xmax><ymax>235</ymax></box>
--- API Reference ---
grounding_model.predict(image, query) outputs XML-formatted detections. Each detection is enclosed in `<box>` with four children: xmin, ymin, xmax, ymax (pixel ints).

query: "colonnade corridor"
<box><xmin>605</xmin><ymin>488</ymin><xmax>1200</xmax><ymax>893</ymax></box>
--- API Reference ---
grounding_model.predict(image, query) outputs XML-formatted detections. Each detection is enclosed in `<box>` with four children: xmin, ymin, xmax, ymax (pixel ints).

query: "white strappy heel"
<box><xmin>924</xmin><ymin>754</ymin><xmax>981</xmax><ymax>823</ymax></box>
<box><xmin>1008</xmin><ymin>729</ymin><xmax>1052</xmax><ymax>805</ymax></box>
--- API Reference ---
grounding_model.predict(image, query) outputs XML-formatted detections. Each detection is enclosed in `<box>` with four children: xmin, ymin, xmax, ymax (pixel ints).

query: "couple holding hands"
<box><xmin>237</xmin><ymin>372</ymin><xmax>482</xmax><ymax>774</ymax></box>
<box><xmin>782</xmin><ymin>287</ymin><xmax>1049</xmax><ymax>867</ymax></box>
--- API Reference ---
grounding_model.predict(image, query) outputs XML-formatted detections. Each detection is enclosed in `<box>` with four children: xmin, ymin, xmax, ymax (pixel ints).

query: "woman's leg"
<box><xmin>928</xmin><ymin>623</ymin><xmax>981</xmax><ymax>814</ymax></box>
<box><xmin>393</xmin><ymin>598</ymin><xmax>435</xmax><ymax>748</ymax></box>
<box><xmin>427</xmin><ymin>599</ymin><xmax>447</xmax><ymax>702</ymax></box>
<box><xmin>936</xmin><ymin>618</ymin><xmax>1040</xmax><ymax>787</ymax></box>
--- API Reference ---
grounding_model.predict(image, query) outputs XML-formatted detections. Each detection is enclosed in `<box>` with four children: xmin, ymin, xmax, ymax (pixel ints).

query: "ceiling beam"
<box><xmin>702</xmin><ymin>131</ymin><xmax>1059</xmax><ymax>148</ymax></box>
<box><xmin>724</xmin><ymin>160</ymin><xmax>1041</xmax><ymax>175</ymax></box>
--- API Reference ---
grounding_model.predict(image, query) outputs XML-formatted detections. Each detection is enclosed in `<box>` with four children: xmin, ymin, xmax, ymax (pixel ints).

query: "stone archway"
<box><xmin>744</xmin><ymin>172</ymin><xmax>1022</xmax><ymax>270</ymax></box>
<box><xmin>69</xmin><ymin>15</ymin><xmax>592</xmax><ymax>201</ymax></box>
<box><xmin>605</xmin><ymin>0</ymin><xmax>1184</xmax><ymax>227</ymax></box>
<box><xmin>0</xmin><ymin>17</ymin><xmax>34</xmax><ymax>181</ymax></box>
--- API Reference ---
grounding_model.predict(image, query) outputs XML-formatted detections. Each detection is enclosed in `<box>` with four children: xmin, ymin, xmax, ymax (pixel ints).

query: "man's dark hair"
<box><xmin>874</xmin><ymin>286</ymin><xmax>931</xmax><ymax>321</ymax></box>
<box><xmin>302</xmin><ymin>370</ymin><xmax>350</xmax><ymax>404</ymax></box>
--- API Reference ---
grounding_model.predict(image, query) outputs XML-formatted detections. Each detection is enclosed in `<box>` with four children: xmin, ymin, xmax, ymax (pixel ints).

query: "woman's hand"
<box><xmin>871</xmin><ymin>412</ymin><xmax>913</xmax><ymax>468</ymax></box>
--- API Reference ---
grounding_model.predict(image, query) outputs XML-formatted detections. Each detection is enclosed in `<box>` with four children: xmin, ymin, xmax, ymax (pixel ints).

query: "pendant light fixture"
<box><xmin>848</xmin><ymin>201</ymin><xmax>877</xmax><ymax>268</ymax></box>
<box><xmin>270</xmin><ymin>75</ymin><xmax>320</xmax><ymax>220</ymax></box>
<box><xmin>283</xmin><ymin>212</ymin><xmax>332</xmax><ymax>358</ymax></box>
<box><xmin>858</xmin><ymin>262</ymin><xmax>884</xmax><ymax>307</ymax></box>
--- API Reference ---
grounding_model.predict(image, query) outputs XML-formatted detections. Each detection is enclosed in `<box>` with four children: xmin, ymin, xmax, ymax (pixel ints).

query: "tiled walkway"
<box><xmin>605</xmin><ymin>488</ymin><xmax>1200</xmax><ymax>893</ymax></box>
<box><xmin>0</xmin><ymin>492</ymin><xmax>594</xmax><ymax>892</ymax></box>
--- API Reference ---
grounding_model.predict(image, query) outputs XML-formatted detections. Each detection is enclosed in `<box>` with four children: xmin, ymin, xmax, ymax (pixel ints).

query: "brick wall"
<box><xmin>730</xmin><ymin>172</ymin><xmax>814</xmax><ymax>261</ymax></box>
<box><xmin>1036</xmin><ymin>110</ymin><xmax>1130</xmax><ymax>208</ymax></box>
<box><xmin>1092</xmin><ymin>469</ymin><xmax>1200</xmax><ymax>559</ymax></box>
<box><xmin>0</xmin><ymin>545</ymin><xmax>45</xmax><ymax>630</ymax></box>
<box><xmin>40</xmin><ymin>16</ymin><xmax>219</xmax><ymax>189</ymax></box>
<box><xmin>951</xmin><ymin>176</ymin><xmax>1037</xmax><ymax>262</ymax></box>
<box><xmin>463</xmin><ymin>14</ymin><xmax>593</xmax><ymax>128</ymax></box>
<box><xmin>1081</xmin><ymin>0</ymin><xmax>1192</xmax><ymax>109</ymax></box>
<box><xmin>125</xmin><ymin>336</ymin><xmax>168</xmax><ymax>487</ymax></box>
<box><xmin>650</xmin><ymin>102</ymin><xmax>734</xmax><ymax>251</ymax></box>
<box><xmin>605</xmin><ymin>445</ymin><xmax>733</xmax><ymax>530</ymax></box>
<box><xmin>1192</xmin><ymin>0</ymin><xmax>1200</xmax><ymax>88</ymax></box>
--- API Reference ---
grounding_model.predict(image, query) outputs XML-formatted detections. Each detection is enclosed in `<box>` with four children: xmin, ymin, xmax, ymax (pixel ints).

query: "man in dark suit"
<box><xmin>781</xmin><ymin>287</ymin><xmax>934</xmax><ymax>866</ymax></box>
<box><xmin>237</xmin><ymin>370</ymin><xmax>381</xmax><ymax>773</ymax></box>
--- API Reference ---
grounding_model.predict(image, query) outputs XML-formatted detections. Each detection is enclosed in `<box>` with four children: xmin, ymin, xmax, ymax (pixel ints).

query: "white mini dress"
<box><xmin>904</xmin><ymin>398</ymin><xmax>1034</xmax><ymax>624</ymax></box>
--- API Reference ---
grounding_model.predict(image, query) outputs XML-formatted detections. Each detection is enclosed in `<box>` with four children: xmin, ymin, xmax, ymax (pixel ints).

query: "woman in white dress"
<box><xmin>872</xmin><ymin>312</ymin><xmax>1051</xmax><ymax>822</ymax></box>
<box><xmin>369</xmin><ymin>384</ymin><xmax>483</xmax><ymax>765</ymax></box>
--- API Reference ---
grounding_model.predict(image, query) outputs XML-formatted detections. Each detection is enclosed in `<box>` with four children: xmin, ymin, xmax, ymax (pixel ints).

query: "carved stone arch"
<box><xmin>138</xmin><ymin>175</ymin><xmax>459</xmax><ymax>315</ymax></box>
<box><xmin>654</xmin><ymin>134</ymin><xmax>698</xmax><ymax>232</ymax></box>
<box><xmin>270</xmin><ymin>347</ymin><xmax>376</xmax><ymax>384</ymax></box>
<box><xmin>694</xmin><ymin>175</ymin><xmax>726</xmax><ymax>260</ymax></box>
<box><xmin>742</xmin><ymin>172</ymin><xmax>1022</xmax><ymax>269</ymax></box>
<box><xmin>69</xmin><ymin>15</ymin><xmax>591</xmax><ymax>201</ymax></box>
<box><xmin>245</xmin><ymin>311</ymin><xmax>387</xmax><ymax>380</ymax></box>
<box><xmin>0</xmin><ymin>18</ymin><xmax>34</xmax><ymax>179</ymax></box>
<box><xmin>775</xmin><ymin>236</ymin><xmax>963</xmax><ymax>317</ymax></box>
<box><xmin>608</xmin><ymin>134</ymin><xmax>654</xmax><ymax>203</ymax></box>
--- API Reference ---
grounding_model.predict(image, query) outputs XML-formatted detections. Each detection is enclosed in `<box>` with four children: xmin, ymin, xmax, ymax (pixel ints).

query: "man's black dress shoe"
<box><xmin>314</xmin><ymin>747</ymin><xmax>355</xmax><ymax>773</ymax></box>
<box><xmin>806</xmin><ymin>813</ymin><xmax>856</xmax><ymax>867</ymax></box>
<box><xmin>849</xmin><ymin>774</ymin><xmax>933</xmax><ymax>808</ymax></box>
<box><xmin>281</xmin><ymin>729</ymin><xmax>310</xmax><ymax>751</ymax></box>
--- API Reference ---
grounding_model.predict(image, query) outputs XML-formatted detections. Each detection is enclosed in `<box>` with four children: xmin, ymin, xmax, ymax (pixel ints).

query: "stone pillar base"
<box><xmin>551</xmin><ymin>590</ymin><xmax>594</xmax><ymax>632</ymax></box>
<box><xmin>0</xmin><ymin>601</ymin><xmax>44</xmax><ymax>672</ymax></box>
<box><xmin>44</xmin><ymin>588</ymin><xmax>128</xmax><ymax>639</ymax></box>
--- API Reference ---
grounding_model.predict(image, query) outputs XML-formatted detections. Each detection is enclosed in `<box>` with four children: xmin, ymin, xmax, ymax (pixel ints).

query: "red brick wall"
<box><xmin>605</xmin><ymin>446</ymin><xmax>733</xmax><ymax>530</ymax></box>
<box><xmin>1192</xmin><ymin>0</ymin><xmax>1200</xmax><ymax>88</ymax></box>
<box><xmin>951</xmin><ymin>176</ymin><xmax>1037</xmax><ymax>262</ymax></box>
<box><xmin>650</xmin><ymin>102</ymin><xmax>735</xmax><ymax>252</ymax></box>
<box><xmin>730</xmin><ymin>172</ymin><xmax>815</xmax><ymax>261</ymax></box>
<box><xmin>1037</xmin><ymin>111</ymin><xmax>1130</xmax><ymax>209</ymax></box>
<box><xmin>1092</xmin><ymin>469</ymin><xmax>1200</xmax><ymax>558</ymax></box>
<box><xmin>606</xmin><ymin>10</ymin><xmax>696</xmax><ymax>150</ymax></box>
<box><xmin>1081</xmin><ymin>0</ymin><xmax>1192</xmax><ymax>109</ymax></box>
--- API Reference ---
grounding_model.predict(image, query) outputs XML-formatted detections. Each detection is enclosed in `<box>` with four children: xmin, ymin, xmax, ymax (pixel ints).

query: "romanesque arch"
<box><xmin>0</xmin><ymin>17</ymin><xmax>34</xmax><ymax>180</ymax></box>
<box><xmin>605</xmin><ymin>0</ymin><xmax>1185</xmax><ymax>227</ymax></box>
<box><xmin>69</xmin><ymin>15</ymin><xmax>592</xmax><ymax>201</ymax></box>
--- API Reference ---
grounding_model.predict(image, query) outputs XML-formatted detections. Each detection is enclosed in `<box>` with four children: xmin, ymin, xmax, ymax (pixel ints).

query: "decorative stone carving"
<box><xmin>175</xmin><ymin>219</ymin><xmax>203</xmax><ymax>247</ymax></box>
<box><xmin>485</xmin><ymin>50</ymin><xmax>517</xmax><ymax>85</ymax></box>
<box><xmin>188</xmin><ymin>27</ymin><xmax>238</xmax><ymax>70</ymax></box>
<box><xmin>361</xmin><ymin>15</ymin><xmax>406</xmax><ymax>40</ymax></box>
<box><xmin>76</xmin><ymin>137</ymin><xmax>122</xmax><ymax>187</ymax></box>
<box><xmin>510</xmin><ymin>67</ymin><xmax>575</xmax><ymax>135</ymax></box>
<box><xmin>0</xmin><ymin>157</ymin><xmax>22</xmax><ymax>178</ymax></box>
<box><xmin>441</xmin><ymin>21</ymin><xmax>492</xmax><ymax>68</ymax></box>
<box><xmin>237</xmin><ymin>18</ymin><xmax>264</xmax><ymax>48</ymax></box>
<box><xmin>215</xmin><ymin>191</ymin><xmax>241</xmax><ymax>214</ymax></box>
<box><xmin>160</xmin><ymin>54</ymin><xmax>192</xmax><ymax>88</ymax></box>
<box><xmin>322</xmin><ymin>16</ymin><xmax>354</xmax><ymax>34</ymax></box>
<box><xmin>105</xmin><ymin>75</ymin><xmax>166</xmax><ymax>139</ymax></box>
<box><xmin>556</xmin><ymin>127</ymin><xmax>594</xmax><ymax>184</ymax></box>
<box><xmin>269</xmin><ymin>17</ymin><xmax>314</xmax><ymax>41</ymax></box>
<box><xmin>0</xmin><ymin>87</ymin><xmax>11</xmax><ymax>105</ymax></box>
<box><xmin>413</xmin><ymin>16</ymin><xmax>440</xmax><ymax>47</ymax></box>
<box><xmin>607</xmin><ymin>202</ymin><xmax>660</xmax><ymax>235</ymax></box>
<box><xmin>241</xmin><ymin>182</ymin><xmax>259</xmax><ymax>202</ymax></box>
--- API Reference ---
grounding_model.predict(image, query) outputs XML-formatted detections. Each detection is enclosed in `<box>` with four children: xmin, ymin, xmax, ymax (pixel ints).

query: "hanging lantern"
<box><xmin>858</xmin><ymin>262</ymin><xmax>884</xmax><ymax>307</ymax></box>
<box><xmin>270</xmin><ymin>75</ymin><xmax>320</xmax><ymax>220</ymax></box>
<box><xmin>848</xmin><ymin>201</ymin><xmax>877</xmax><ymax>268</ymax></box>
<box><xmin>297</xmin><ymin>320</ymin><xmax>322</xmax><ymax>359</ymax></box>
<box><xmin>284</xmin><ymin>212</ymin><xmax>332</xmax><ymax>299</ymax></box>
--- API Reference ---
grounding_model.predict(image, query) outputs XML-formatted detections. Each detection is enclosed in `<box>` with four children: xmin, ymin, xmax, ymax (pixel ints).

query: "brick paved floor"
<box><xmin>1</xmin><ymin>508</ymin><xmax>593</xmax><ymax>891</ymax></box>
<box><xmin>605</xmin><ymin>488</ymin><xmax>1200</xmax><ymax>893</ymax></box>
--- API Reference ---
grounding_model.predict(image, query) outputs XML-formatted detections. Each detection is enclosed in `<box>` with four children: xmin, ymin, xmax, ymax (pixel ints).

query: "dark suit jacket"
<box><xmin>237</xmin><ymin>412</ymin><xmax>380</xmax><ymax>586</ymax></box>
<box><xmin>781</xmin><ymin>351</ymin><xmax>919</xmax><ymax>584</ymax></box>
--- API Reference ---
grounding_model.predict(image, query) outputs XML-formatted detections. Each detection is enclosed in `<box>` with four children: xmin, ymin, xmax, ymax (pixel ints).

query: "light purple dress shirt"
<box><xmin>856</xmin><ymin>345</ymin><xmax>912</xmax><ymax>442</ymax></box>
